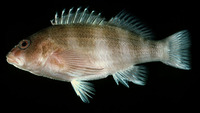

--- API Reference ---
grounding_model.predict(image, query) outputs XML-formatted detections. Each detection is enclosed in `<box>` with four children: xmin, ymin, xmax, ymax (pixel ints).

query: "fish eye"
<box><xmin>18</xmin><ymin>39</ymin><xmax>31</xmax><ymax>50</ymax></box>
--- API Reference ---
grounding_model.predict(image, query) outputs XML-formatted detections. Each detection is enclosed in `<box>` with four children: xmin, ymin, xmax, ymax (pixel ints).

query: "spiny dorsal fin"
<box><xmin>50</xmin><ymin>7</ymin><xmax>105</xmax><ymax>25</ymax></box>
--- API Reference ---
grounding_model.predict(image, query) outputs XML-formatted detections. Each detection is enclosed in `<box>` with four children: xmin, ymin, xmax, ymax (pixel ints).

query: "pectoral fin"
<box><xmin>48</xmin><ymin>49</ymin><xmax>104</xmax><ymax>76</ymax></box>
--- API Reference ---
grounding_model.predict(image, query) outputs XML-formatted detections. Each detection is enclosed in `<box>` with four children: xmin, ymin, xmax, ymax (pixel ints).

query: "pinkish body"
<box><xmin>6</xmin><ymin>8</ymin><xmax>190</xmax><ymax>103</ymax></box>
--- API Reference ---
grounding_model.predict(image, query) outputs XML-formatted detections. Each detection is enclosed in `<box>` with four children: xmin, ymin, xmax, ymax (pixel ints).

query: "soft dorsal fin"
<box><xmin>51</xmin><ymin>7</ymin><xmax>105</xmax><ymax>25</ymax></box>
<box><xmin>108</xmin><ymin>10</ymin><xmax>153</xmax><ymax>39</ymax></box>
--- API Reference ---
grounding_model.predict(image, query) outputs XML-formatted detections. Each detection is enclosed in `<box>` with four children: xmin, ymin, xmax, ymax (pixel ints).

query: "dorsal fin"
<box><xmin>50</xmin><ymin>7</ymin><xmax>153</xmax><ymax>39</ymax></box>
<box><xmin>50</xmin><ymin>7</ymin><xmax>105</xmax><ymax>25</ymax></box>
<box><xmin>108</xmin><ymin>10</ymin><xmax>153</xmax><ymax>39</ymax></box>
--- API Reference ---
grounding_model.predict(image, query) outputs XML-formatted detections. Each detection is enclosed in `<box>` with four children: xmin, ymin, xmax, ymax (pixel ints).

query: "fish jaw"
<box><xmin>6</xmin><ymin>47</ymin><xmax>25</xmax><ymax>68</ymax></box>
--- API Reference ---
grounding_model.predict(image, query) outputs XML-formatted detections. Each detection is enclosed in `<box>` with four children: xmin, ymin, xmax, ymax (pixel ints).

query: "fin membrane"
<box><xmin>163</xmin><ymin>30</ymin><xmax>191</xmax><ymax>70</ymax></box>
<box><xmin>113</xmin><ymin>65</ymin><xmax>147</xmax><ymax>87</ymax></box>
<box><xmin>71</xmin><ymin>80</ymin><xmax>95</xmax><ymax>103</ymax></box>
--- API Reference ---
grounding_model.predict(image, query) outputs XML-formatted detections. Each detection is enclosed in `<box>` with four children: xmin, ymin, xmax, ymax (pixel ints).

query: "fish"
<box><xmin>6</xmin><ymin>7</ymin><xmax>191</xmax><ymax>103</ymax></box>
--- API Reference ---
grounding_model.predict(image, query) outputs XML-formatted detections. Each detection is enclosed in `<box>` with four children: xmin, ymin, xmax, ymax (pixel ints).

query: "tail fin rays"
<box><xmin>163</xmin><ymin>30</ymin><xmax>191</xmax><ymax>70</ymax></box>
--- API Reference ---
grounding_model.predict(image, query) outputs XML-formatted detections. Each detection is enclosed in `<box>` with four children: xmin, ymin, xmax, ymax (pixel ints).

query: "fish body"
<box><xmin>6</xmin><ymin>8</ymin><xmax>191</xmax><ymax>103</ymax></box>
<box><xmin>26</xmin><ymin>25</ymin><xmax>159</xmax><ymax>80</ymax></box>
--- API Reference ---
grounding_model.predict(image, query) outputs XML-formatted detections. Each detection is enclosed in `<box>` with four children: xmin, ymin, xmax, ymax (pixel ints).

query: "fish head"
<box><xmin>6</xmin><ymin>27</ymin><xmax>64</xmax><ymax>77</ymax></box>
<box><xmin>6</xmin><ymin>39</ymin><xmax>31</xmax><ymax>68</ymax></box>
<box><xmin>6</xmin><ymin>37</ymin><xmax>44</xmax><ymax>72</ymax></box>
<box><xmin>6</xmin><ymin>28</ymin><xmax>62</xmax><ymax>76</ymax></box>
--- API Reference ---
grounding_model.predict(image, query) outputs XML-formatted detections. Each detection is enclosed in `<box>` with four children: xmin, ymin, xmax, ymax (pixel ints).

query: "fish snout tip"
<box><xmin>6</xmin><ymin>52</ymin><xmax>23</xmax><ymax>67</ymax></box>
<box><xmin>6</xmin><ymin>53</ymin><xmax>17</xmax><ymax>64</ymax></box>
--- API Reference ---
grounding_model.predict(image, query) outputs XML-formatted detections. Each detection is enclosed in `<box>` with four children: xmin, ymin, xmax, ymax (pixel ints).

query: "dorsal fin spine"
<box><xmin>93</xmin><ymin>13</ymin><xmax>101</xmax><ymax>24</ymax></box>
<box><xmin>55</xmin><ymin>12</ymin><xmax>58</xmax><ymax>24</ymax></box>
<box><xmin>61</xmin><ymin>9</ymin><xmax>66</xmax><ymax>24</ymax></box>
<box><xmin>86</xmin><ymin>10</ymin><xmax>95</xmax><ymax>23</ymax></box>
<box><xmin>73</xmin><ymin>7</ymin><xmax>81</xmax><ymax>23</ymax></box>
<box><xmin>79</xmin><ymin>8</ymin><xmax>88</xmax><ymax>23</ymax></box>
<box><xmin>99</xmin><ymin>18</ymin><xmax>105</xmax><ymax>25</ymax></box>
<box><xmin>67</xmin><ymin>7</ymin><xmax>73</xmax><ymax>24</ymax></box>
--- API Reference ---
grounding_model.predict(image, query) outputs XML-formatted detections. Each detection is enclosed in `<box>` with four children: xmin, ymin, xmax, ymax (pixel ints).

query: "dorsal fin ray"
<box><xmin>108</xmin><ymin>10</ymin><xmax>154</xmax><ymax>39</ymax></box>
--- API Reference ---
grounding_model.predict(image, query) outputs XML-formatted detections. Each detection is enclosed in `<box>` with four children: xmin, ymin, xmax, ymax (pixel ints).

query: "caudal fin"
<box><xmin>163</xmin><ymin>30</ymin><xmax>191</xmax><ymax>70</ymax></box>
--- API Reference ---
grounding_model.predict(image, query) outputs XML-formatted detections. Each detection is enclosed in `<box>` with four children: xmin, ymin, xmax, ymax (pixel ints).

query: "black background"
<box><xmin>2</xmin><ymin>0</ymin><xmax>199</xmax><ymax>112</ymax></box>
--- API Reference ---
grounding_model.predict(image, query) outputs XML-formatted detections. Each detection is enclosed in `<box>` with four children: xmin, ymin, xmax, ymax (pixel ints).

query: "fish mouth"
<box><xmin>7</xmin><ymin>56</ymin><xmax>18</xmax><ymax>64</ymax></box>
<box><xmin>6</xmin><ymin>53</ymin><xmax>21</xmax><ymax>65</ymax></box>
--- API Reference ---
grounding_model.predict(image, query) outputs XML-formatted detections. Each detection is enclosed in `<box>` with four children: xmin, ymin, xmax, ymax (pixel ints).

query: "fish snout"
<box><xmin>6</xmin><ymin>51</ymin><xmax>24</xmax><ymax>67</ymax></box>
<box><xmin>7</xmin><ymin>53</ymin><xmax>18</xmax><ymax>64</ymax></box>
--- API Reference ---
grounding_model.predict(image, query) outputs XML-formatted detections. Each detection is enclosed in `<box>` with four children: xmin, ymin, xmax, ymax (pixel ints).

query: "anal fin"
<box><xmin>113</xmin><ymin>65</ymin><xmax>147</xmax><ymax>87</ymax></box>
<box><xmin>71</xmin><ymin>80</ymin><xmax>95</xmax><ymax>103</ymax></box>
